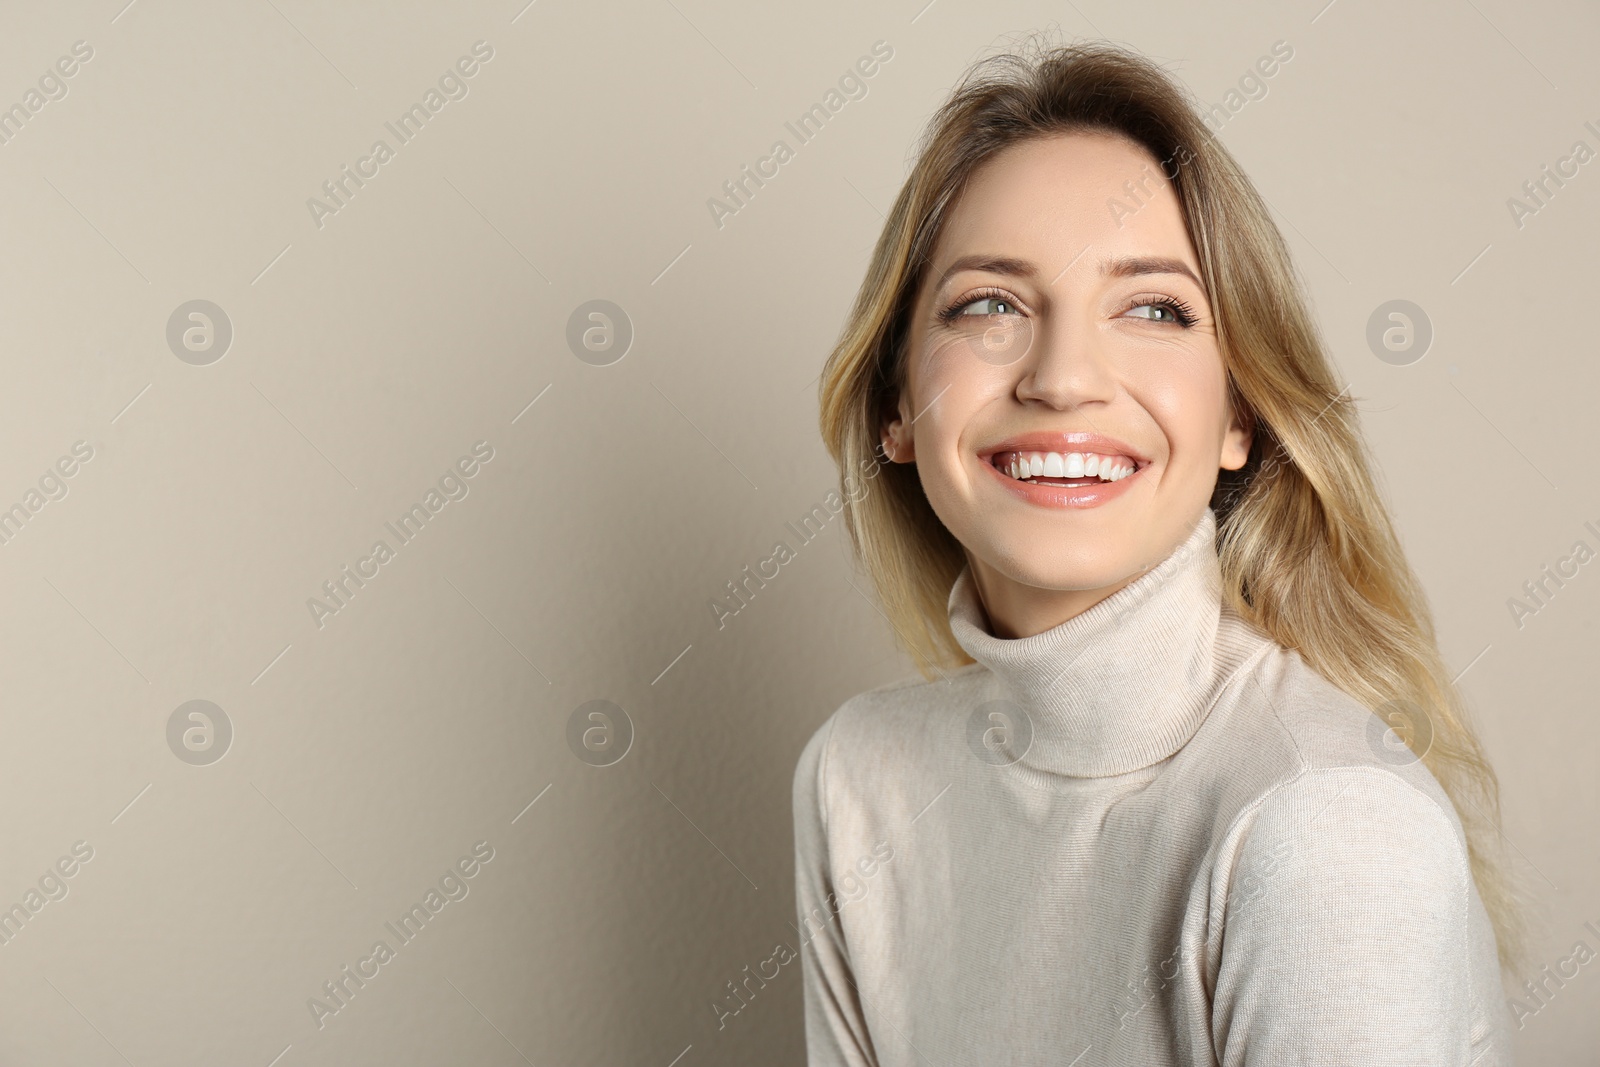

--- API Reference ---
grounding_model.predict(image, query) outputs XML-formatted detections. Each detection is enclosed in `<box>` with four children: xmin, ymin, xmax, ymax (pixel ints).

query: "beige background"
<box><xmin>0</xmin><ymin>0</ymin><xmax>1595</xmax><ymax>1063</ymax></box>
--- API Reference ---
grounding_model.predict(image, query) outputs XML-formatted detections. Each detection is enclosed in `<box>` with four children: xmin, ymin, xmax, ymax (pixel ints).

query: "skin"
<box><xmin>880</xmin><ymin>130</ymin><xmax>1252</xmax><ymax>639</ymax></box>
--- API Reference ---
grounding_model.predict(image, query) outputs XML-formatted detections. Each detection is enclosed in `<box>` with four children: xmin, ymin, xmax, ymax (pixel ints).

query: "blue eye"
<box><xmin>959</xmin><ymin>296</ymin><xmax>1014</xmax><ymax>315</ymax></box>
<box><xmin>1124</xmin><ymin>298</ymin><xmax>1197</xmax><ymax>326</ymax></box>
<box><xmin>1127</xmin><ymin>303</ymin><xmax>1178</xmax><ymax>322</ymax></box>
<box><xmin>938</xmin><ymin>290</ymin><xmax>1018</xmax><ymax>323</ymax></box>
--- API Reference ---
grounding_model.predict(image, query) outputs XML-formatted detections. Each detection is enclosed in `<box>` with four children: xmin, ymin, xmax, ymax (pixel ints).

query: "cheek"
<box><xmin>1132</xmin><ymin>360</ymin><xmax>1228</xmax><ymax>462</ymax></box>
<box><xmin>914</xmin><ymin>331</ymin><xmax>975</xmax><ymax>392</ymax></box>
<box><xmin>909</xmin><ymin>350</ymin><xmax>1009</xmax><ymax>455</ymax></box>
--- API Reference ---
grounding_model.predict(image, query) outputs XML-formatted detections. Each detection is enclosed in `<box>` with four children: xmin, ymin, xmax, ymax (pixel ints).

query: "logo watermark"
<box><xmin>709</xmin><ymin>450</ymin><xmax>887</xmax><ymax>629</ymax></box>
<box><xmin>566</xmin><ymin>699</ymin><xmax>633</xmax><ymax>767</ymax></box>
<box><xmin>306</xmin><ymin>441</ymin><xmax>495</xmax><ymax>629</ymax></box>
<box><xmin>1507</xmin><ymin>518</ymin><xmax>1600</xmax><ymax>630</ymax></box>
<box><xmin>306</xmin><ymin>41</ymin><xmax>495</xmax><ymax>230</ymax></box>
<box><xmin>714</xmin><ymin>840</ymin><xmax>893</xmax><ymax>1030</ymax></box>
<box><xmin>305</xmin><ymin>840</ymin><xmax>496</xmax><ymax>1029</ymax></box>
<box><xmin>0</xmin><ymin>39</ymin><xmax>94</xmax><ymax>148</ymax></box>
<box><xmin>1198</xmin><ymin>41</ymin><xmax>1294</xmax><ymax>136</ymax></box>
<box><xmin>566</xmin><ymin>299</ymin><xmax>632</xmax><ymax>366</ymax></box>
<box><xmin>1115</xmin><ymin>836</ymin><xmax>1294</xmax><ymax>1032</ymax></box>
<box><xmin>0</xmin><ymin>439</ymin><xmax>95</xmax><ymax>547</ymax></box>
<box><xmin>0</xmin><ymin>840</ymin><xmax>94</xmax><ymax>948</ymax></box>
<box><xmin>166</xmin><ymin>300</ymin><xmax>233</xmax><ymax>365</ymax></box>
<box><xmin>706</xmin><ymin>40</ymin><xmax>894</xmax><ymax>231</ymax></box>
<box><xmin>1366</xmin><ymin>299</ymin><xmax>1432</xmax><ymax>366</ymax></box>
<box><xmin>1364</xmin><ymin>697</ymin><xmax>1434</xmax><ymax>766</ymax></box>
<box><xmin>1507</xmin><ymin>917</ymin><xmax>1600</xmax><ymax>1030</ymax></box>
<box><xmin>965</xmin><ymin>698</ymin><xmax>1033</xmax><ymax>766</ymax></box>
<box><xmin>167</xmin><ymin>699</ymin><xmax>233</xmax><ymax>765</ymax></box>
<box><xmin>1506</xmin><ymin>120</ymin><xmax>1600</xmax><ymax>230</ymax></box>
<box><xmin>1108</xmin><ymin>39</ymin><xmax>1293</xmax><ymax>229</ymax></box>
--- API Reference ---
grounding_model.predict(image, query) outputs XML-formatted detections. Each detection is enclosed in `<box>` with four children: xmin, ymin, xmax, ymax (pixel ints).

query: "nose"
<box><xmin>1014</xmin><ymin>311</ymin><xmax>1117</xmax><ymax>410</ymax></box>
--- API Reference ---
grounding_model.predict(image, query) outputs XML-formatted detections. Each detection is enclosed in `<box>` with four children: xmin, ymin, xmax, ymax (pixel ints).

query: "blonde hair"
<box><xmin>816</xmin><ymin>33</ymin><xmax>1528</xmax><ymax>972</ymax></box>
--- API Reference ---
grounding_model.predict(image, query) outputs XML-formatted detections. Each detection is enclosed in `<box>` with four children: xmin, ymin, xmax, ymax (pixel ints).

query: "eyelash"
<box><xmin>935</xmin><ymin>287</ymin><xmax>1198</xmax><ymax>328</ymax></box>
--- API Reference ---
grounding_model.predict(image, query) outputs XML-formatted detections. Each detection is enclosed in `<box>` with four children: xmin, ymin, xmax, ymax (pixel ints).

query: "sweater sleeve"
<box><xmin>792</xmin><ymin>714</ymin><xmax>879</xmax><ymax>1067</ymax></box>
<box><xmin>1211</xmin><ymin>766</ymin><xmax>1482</xmax><ymax>1066</ymax></box>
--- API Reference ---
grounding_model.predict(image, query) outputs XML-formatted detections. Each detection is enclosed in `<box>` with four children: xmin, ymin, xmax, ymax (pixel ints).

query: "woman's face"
<box><xmin>884</xmin><ymin>130</ymin><xmax>1251</xmax><ymax>638</ymax></box>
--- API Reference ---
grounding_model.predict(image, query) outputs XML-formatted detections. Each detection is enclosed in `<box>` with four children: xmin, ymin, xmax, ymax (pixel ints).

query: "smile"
<box><xmin>991</xmin><ymin>450</ymin><xmax>1141</xmax><ymax>487</ymax></box>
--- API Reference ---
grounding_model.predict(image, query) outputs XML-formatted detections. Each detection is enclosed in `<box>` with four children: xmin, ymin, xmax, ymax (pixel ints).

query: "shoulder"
<box><xmin>1178</xmin><ymin>634</ymin><xmax>1477</xmax><ymax>902</ymax></box>
<box><xmin>791</xmin><ymin>665</ymin><xmax>984</xmax><ymax>827</ymax></box>
<box><xmin>1208</xmin><ymin>765</ymin><xmax>1485</xmax><ymax>1059</ymax></box>
<box><xmin>1190</xmin><ymin>635</ymin><xmax>1461</xmax><ymax>829</ymax></box>
<box><xmin>1196</xmin><ymin>646</ymin><xmax>1511</xmax><ymax>1061</ymax></box>
<box><xmin>1197</xmin><ymin>642</ymin><xmax>1474</xmax><ymax>927</ymax></box>
<box><xmin>1226</xmin><ymin>765</ymin><xmax>1469</xmax><ymax>895</ymax></box>
<box><xmin>796</xmin><ymin>664</ymin><xmax>979</xmax><ymax>765</ymax></box>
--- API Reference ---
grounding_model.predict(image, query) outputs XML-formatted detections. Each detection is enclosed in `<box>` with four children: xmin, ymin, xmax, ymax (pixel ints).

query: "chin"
<box><xmin>978</xmin><ymin>537</ymin><xmax>1146</xmax><ymax>595</ymax></box>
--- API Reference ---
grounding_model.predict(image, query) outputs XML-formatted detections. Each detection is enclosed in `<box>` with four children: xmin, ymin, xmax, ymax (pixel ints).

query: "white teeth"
<box><xmin>996</xmin><ymin>451</ymin><xmax>1138</xmax><ymax>484</ymax></box>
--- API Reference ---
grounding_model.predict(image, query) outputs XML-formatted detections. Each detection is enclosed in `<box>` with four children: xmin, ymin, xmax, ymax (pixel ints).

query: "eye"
<box><xmin>1123</xmin><ymin>296</ymin><xmax>1197</xmax><ymax>327</ymax></box>
<box><xmin>937</xmin><ymin>289</ymin><xmax>1021</xmax><ymax>323</ymax></box>
<box><xmin>1127</xmin><ymin>303</ymin><xmax>1178</xmax><ymax>322</ymax></box>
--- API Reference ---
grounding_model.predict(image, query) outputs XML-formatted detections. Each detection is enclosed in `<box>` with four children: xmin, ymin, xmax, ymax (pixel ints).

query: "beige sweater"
<box><xmin>792</xmin><ymin>507</ymin><xmax>1512</xmax><ymax>1065</ymax></box>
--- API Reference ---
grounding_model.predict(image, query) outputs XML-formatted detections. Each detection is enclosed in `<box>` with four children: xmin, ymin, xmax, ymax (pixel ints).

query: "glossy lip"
<box><xmin>980</xmin><ymin>452</ymin><xmax>1143</xmax><ymax>508</ymax></box>
<box><xmin>977</xmin><ymin>431</ymin><xmax>1152</xmax><ymax>511</ymax></box>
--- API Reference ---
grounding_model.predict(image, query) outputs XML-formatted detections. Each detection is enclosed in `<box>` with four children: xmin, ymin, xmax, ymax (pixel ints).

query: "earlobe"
<box><xmin>1220</xmin><ymin>406</ymin><xmax>1254</xmax><ymax>472</ymax></box>
<box><xmin>881</xmin><ymin>395</ymin><xmax>916</xmax><ymax>463</ymax></box>
<box><xmin>882</xmin><ymin>425</ymin><xmax>913</xmax><ymax>463</ymax></box>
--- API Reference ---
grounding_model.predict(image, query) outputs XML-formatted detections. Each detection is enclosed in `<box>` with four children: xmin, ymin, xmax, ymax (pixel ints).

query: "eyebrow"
<box><xmin>934</xmin><ymin>253</ymin><xmax>1205</xmax><ymax>292</ymax></box>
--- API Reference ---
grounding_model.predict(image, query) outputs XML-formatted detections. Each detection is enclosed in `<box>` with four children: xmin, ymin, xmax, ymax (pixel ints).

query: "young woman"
<box><xmin>794</xmin><ymin>37</ymin><xmax>1525</xmax><ymax>1066</ymax></box>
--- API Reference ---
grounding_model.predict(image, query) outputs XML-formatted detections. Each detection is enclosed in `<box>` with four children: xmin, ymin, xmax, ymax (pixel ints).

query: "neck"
<box><xmin>947</xmin><ymin>507</ymin><xmax>1272</xmax><ymax>778</ymax></box>
<box><xmin>967</xmin><ymin>554</ymin><xmax>1143</xmax><ymax>639</ymax></box>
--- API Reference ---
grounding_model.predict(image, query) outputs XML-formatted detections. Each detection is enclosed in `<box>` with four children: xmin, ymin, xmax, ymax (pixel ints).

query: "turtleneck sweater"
<box><xmin>792</xmin><ymin>507</ymin><xmax>1513</xmax><ymax>1065</ymax></box>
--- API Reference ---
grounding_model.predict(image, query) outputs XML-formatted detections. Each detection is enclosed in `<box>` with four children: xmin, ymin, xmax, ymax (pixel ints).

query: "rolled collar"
<box><xmin>946</xmin><ymin>508</ymin><xmax>1259</xmax><ymax>778</ymax></box>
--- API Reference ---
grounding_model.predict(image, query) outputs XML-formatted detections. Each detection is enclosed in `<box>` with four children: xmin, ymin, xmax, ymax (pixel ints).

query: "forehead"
<box><xmin>929</xmin><ymin>130</ymin><xmax>1195</xmax><ymax>277</ymax></box>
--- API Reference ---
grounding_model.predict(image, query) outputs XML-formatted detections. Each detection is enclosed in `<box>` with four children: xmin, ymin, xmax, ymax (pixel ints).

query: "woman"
<box><xmin>794</xmin><ymin>36</ymin><xmax>1525</xmax><ymax>1066</ymax></box>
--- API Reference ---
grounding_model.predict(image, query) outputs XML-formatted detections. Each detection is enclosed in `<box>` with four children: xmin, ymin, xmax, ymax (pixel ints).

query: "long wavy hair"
<box><xmin>815</xmin><ymin>33</ymin><xmax>1527</xmax><ymax>972</ymax></box>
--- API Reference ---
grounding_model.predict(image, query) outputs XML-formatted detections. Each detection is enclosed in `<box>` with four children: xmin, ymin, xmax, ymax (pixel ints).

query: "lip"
<box><xmin>981</xmin><ymin>452</ymin><xmax>1142</xmax><ymax>508</ymax></box>
<box><xmin>977</xmin><ymin>431</ymin><xmax>1150</xmax><ymax>511</ymax></box>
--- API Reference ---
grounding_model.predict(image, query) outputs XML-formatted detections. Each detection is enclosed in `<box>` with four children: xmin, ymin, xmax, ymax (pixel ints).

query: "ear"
<box><xmin>1220</xmin><ymin>398</ymin><xmax>1254</xmax><ymax>472</ymax></box>
<box><xmin>880</xmin><ymin>389</ymin><xmax>917</xmax><ymax>463</ymax></box>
